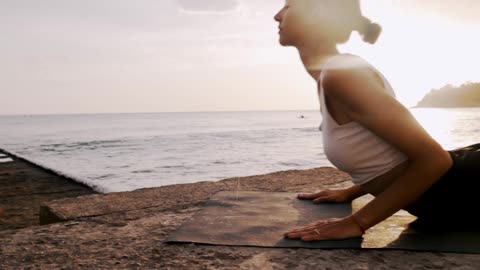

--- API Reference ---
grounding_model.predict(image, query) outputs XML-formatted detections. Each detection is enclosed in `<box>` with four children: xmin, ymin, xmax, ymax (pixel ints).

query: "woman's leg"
<box><xmin>449</xmin><ymin>143</ymin><xmax>480</xmax><ymax>178</ymax></box>
<box><xmin>408</xmin><ymin>143</ymin><xmax>480</xmax><ymax>230</ymax></box>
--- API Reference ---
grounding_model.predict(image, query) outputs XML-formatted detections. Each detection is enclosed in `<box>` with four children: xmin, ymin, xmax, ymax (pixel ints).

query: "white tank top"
<box><xmin>318</xmin><ymin>54</ymin><xmax>408</xmax><ymax>185</ymax></box>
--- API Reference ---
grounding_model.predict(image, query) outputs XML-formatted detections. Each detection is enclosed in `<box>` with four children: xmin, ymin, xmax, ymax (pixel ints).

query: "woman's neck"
<box><xmin>297</xmin><ymin>44</ymin><xmax>339</xmax><ymax>81</ymax></box>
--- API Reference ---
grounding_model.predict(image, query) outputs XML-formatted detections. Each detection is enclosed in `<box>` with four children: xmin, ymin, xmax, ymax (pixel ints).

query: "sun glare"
<box><xmin>339</xmin><ymin>1</ymin><xmax>480</xmax><ymax>107</ymax></box>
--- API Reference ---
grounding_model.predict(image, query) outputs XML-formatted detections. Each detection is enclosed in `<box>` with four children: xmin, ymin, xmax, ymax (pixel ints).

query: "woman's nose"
<box><xmin>274</xmin><ymin>11</ymin><xmax>281</xmax><ymax>22</ymax></box>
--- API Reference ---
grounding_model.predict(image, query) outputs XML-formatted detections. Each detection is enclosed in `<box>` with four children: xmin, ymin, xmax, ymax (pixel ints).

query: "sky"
<box><xmin>1</xmin><ymin>0</ymin><xmax>479</xmax><ymax>115</ymax></box>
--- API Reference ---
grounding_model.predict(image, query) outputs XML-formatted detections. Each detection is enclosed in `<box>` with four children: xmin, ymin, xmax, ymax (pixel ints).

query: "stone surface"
<box><xmin>1</xmin><ymin>151</ymin><xmax>480</xmax><ymax>269</ymax></box>
<box><xmin>42</xmin><ymin>167</ymin><xmax>349</xmax><ymax>222</ymax></box>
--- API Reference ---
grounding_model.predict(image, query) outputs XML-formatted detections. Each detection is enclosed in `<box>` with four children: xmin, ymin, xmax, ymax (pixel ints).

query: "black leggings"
<box><xmin>404</xmin><ymin>143</ymin><xmax>480</xmax><ymax>228</ymax></box>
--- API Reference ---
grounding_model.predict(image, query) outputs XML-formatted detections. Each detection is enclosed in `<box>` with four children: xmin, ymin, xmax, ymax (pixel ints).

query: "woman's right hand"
<box><xmin>297</xmin><ymin>189</ymin><xmax>353</xmax><ymax>204</ymax></box>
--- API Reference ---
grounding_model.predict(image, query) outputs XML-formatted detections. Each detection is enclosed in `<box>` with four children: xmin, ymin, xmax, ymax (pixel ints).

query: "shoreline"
<box><xmin>1</xmin><ymin>155</ymin><xmax>480</xmax><ymax>268</ymax></box>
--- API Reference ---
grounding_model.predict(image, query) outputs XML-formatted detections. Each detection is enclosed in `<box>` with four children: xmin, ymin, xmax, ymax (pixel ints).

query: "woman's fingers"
<box><xmin>298</xmin><ymin>220</ymin><xmax>328</xmax><ymax>229</ymax></box>
<box><xmin>297</xmin><ymin>190</ymin><xmax>330</xmax><ymax>200</ymax></box>
<box><xmin>285</xmin><ymin>225</ymin><xmax>316</xmax><ymax>234</ymax></box>
<box><xmin>313</xmin><ymin>195</ymin><xmax>336</xmax><ymax>203</ymax></box>
<box><xmin>284</xmin><ymin>227</ymin><xmax>317</xmax><ymax>238</ymax></box>
<box><xmin>285</xmin><ymin>226</ymin><xmax>329</xmax><ymax>240</ymax></box>
<box><xmin>302</xmin><ymin>233</ymin><xmax>329</xmax><ymax>241</ymax></box>
<box><xmin>284</xmin><ymin>220</ymin><xmax>330</xmax><ymax>236</ymax></box>
<box><xmin>284</xmin><ymin>225</ymin><xmax>313</xmax><ymax>235</ymax></box>
<box><xmin>297</xmin><ymin>193</ymin><xmax>318</xmax><ymax>199</ymax></box>
<box><xmin>284</xmin><ymin>218</ymin><xmax>363</xmax><ymax>241</ymax></box>
<box><xmin>285</xmin><ymin>224</ymin><xmax>329</xmax><ymax>239</ymax></box>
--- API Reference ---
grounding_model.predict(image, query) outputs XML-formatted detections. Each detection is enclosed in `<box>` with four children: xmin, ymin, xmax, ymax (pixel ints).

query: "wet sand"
<box><xmin>1</xmin><ymin>150</ymin><xmax>479</xmax><ymax>269</ymax></box>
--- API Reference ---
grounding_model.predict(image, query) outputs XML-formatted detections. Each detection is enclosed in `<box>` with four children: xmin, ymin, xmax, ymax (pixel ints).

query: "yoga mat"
<box><xmin>165</xmin><ymin>191</ymin><xmax>480</xmax><ymax>253</ymax></box>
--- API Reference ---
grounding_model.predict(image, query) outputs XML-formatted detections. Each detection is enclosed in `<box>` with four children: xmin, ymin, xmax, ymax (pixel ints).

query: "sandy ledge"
<box><xmin>1</xmin><ymin>151</ymin><xmax>479</xmax><ymax>269</ymax></box>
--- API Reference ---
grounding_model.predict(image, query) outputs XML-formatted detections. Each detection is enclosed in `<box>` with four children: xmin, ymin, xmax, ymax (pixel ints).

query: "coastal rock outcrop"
<box><xmin>416</xmin><ymin>82</ymin><xmax>480</xmax><ymax>107</ymax></box>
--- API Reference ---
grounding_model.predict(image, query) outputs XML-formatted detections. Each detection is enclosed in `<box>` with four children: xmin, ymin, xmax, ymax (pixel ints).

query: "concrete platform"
<box><xmin>1</xmin><ymin>153</ymin><xmax>479</xmax><ymax>269</ymax></box>
<box><xmin>0</xmin><ymin>149</ymin><xmax>96</xmax><ymax>231</ymax></box>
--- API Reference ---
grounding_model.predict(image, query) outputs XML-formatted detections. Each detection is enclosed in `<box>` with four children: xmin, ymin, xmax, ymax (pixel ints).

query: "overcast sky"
<box><xmin>1</xmin><ymin>0</ymin><xmax>479</xmax><ymax>115</ymax></box>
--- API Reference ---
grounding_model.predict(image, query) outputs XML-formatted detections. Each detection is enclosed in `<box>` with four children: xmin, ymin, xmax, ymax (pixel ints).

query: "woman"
<box><xmin>275</xmin><ymin>0</ymin><xmax>480</xmax><ymax>241</ymax></box>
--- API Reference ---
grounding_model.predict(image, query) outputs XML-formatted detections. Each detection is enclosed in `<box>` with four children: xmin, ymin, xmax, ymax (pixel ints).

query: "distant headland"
<box><xmin>415</xmin><ymin>82</ymin><xmax>480</xmax><ymax>108</ymax></box>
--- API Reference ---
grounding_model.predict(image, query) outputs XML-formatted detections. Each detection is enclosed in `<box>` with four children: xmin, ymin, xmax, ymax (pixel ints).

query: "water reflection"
<box><xmin>410</xmin><ymin>108</ymin><xmax>479</xmax><ymax>150</ymax></box>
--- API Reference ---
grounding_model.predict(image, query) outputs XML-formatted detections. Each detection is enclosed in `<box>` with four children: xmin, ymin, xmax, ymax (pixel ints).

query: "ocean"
<box><xmin>0</xmin><ymin>108</ymin><xmax>478</xmax><ymax>193</ymax></box>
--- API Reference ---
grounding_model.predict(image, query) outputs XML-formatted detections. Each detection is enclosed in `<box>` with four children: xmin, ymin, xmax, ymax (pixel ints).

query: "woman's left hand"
<box><xmin>283</xmin><ymin>216</ymin><xmax>364</xmax><ymax>241</ymax></box>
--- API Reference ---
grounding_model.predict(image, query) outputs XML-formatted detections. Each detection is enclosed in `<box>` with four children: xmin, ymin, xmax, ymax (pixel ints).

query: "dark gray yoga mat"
<box><xmin>165</xmin><ymin>191</ymin><xmax>480</xmax><ymax>253</ymax></box>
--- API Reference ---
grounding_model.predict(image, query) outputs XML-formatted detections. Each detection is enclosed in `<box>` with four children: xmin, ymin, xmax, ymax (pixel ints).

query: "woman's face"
<box><xmin>274</xmin><ymin>0</ymin><xmax>351</xmax><ymax>47</ymax></box>
<box><xmin>274</xmin><ymin>0</ymin><xmax>312</xmax><ymax>46</ymax></box>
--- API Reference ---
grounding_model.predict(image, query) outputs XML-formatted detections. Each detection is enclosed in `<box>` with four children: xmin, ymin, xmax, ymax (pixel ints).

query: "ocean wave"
<box><xmin>151</xmin><ymin>126</ymin><xmax>320</xmax><ymax>141</ymax></box>
<box><xmin>278</xmin><ymin>162</ymin><xmax>303</xmax><ymax>166</ymax></box>
<box><xmin>132</xmin><ymin>169</ymin><xmax>154</xmax><ymax>174</ymax></box>
<box><xmin>159</xmin><ymin>165</ymin><xmax>190</xmax><ymax>169</ymax></box>
<box><xmin>292</xmin><ymin>127</ymin><xmax>318</xmax><ymax>132</ymax></box>
<box><xmin>95</xmin><ymin>174</ymin><xmax>115</xmax><ymax>179</ymax></box>
<box><xmin>106</xmin><ymin>165</ymin><xmax>130</xmax><ymax>169</ymax></box>
<box><xmin>211</xmin><ymin>160</ymin><xmax>241</xmax><ymax>165</ymax></box>
<box><xmin>39</xmin><ymin>139</ymin><xmax>127</xmax><ymax>151</ymax></box>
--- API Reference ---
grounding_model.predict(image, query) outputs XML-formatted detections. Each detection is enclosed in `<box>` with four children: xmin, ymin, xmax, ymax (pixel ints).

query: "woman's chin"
<box><xmin>278</xmin><ymin>37</ymin><xmax>291</xmax><ymax>46</ymax></box>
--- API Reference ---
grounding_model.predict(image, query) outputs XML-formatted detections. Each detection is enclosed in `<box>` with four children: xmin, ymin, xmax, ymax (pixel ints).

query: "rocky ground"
<box><xmin>1</xmin><ymin>150</ymin><xmax>479</xmax><ymax>269</ymax></box>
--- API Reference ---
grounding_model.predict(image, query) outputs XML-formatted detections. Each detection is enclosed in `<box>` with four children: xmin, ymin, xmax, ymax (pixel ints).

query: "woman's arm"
<box><xmin>284</xmin><ymin>59</ymin><xmax>452</xmax><ymax>241</ymax></box>
<box><xmin>322</xmin><ymin>63</ymin><xmax>453</xmax><ymax>231</ymax></box>
<box><xmin>346</xmin><ymin>184</ymin><xmax>368</xmax><ymax>200</ymax></box>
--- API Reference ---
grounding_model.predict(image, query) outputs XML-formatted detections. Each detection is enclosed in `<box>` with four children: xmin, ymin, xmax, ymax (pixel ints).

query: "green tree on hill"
<box><xmin>416</xmin><ymin>82</ymin><xmax>480</xmax><ymax>107</ymax></box>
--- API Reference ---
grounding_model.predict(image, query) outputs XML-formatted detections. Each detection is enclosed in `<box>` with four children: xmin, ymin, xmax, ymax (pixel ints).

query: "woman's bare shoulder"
<box><xmin>322</xmin><ymin>55</ymin><xmax>384</xmax><ymax>99</ymax></box>
<box><xmin>323</xmin><ymin>53</ymin><xmax>371</xmax><ymax>72</ymax></box>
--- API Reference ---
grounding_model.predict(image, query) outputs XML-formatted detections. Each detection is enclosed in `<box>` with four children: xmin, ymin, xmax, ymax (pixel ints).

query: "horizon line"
<box><xmin>0</xmin><ymin>109</ymin><xmax>322</xmax><ymax>117</ymax></box>
<box><xmin>2</xmin><ymin>106</ymin><xmax>472</xmax><ymax>117</ymax></box>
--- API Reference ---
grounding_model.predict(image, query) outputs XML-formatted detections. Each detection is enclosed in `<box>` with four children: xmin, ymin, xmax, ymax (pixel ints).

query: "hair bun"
<box><xmin>362</xmin><ymin>22</ymin><xmax>382</xmax><ymax>44</ymax></box>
